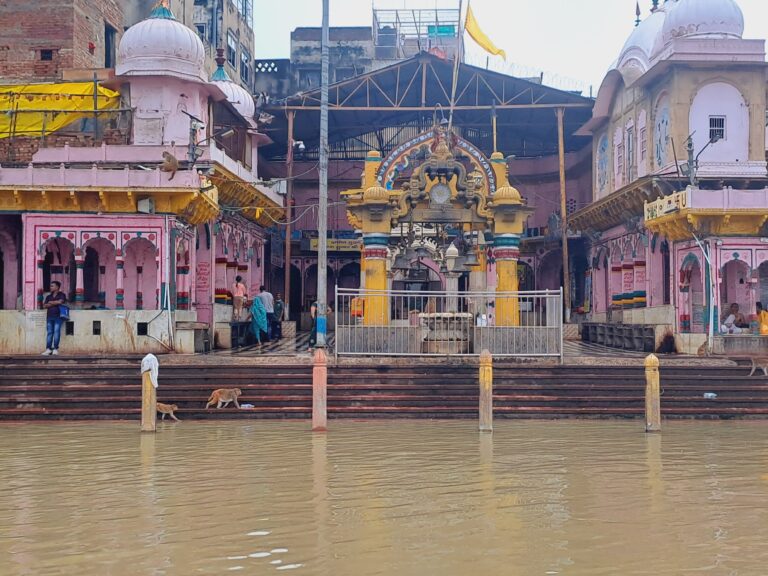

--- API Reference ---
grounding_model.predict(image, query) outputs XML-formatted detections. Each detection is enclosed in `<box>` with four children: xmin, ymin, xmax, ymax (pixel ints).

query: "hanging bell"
<box><xmin>392</xmin><ymin>253</ymin><xmax>410</xmax><ymax>271</ymax></box>
<box><xmin>463</xmin><ymin>249</ymin><xmax>480</xmax><ymax>267</ymax></box>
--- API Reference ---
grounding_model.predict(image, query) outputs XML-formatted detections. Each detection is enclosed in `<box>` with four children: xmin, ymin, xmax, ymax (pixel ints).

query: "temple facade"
<box><xmin>571</xmin><ymin>0</ymin><xmax>768</xmax><ymax>353</ymax></box>
<box><xmin>0</xmin><ymin>2</ymin><xmax>281</xmax><ymax>354</ymax></box>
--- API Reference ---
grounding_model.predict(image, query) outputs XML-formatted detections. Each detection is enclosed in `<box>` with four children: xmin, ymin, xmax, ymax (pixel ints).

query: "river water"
<box><xmin>1</xmin><ymin>420</ymin><xmax>768</xmax><ymax>575</ymax></box>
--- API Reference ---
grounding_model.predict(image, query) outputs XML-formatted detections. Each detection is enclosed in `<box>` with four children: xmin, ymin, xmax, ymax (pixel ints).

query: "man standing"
<box><xmin>42</xmin><ymin>280</ymin><xmax>67</xmax><ymax>356</ymax></box>
<box><xmin>273</xmin><ymin>293</ymin><xmax>285</xmax><ymax>340</ymax></box>
<box><xmin>257</xmin><ymin>285</ymin><xmax>275</xmax><ymax>341</ymax></box>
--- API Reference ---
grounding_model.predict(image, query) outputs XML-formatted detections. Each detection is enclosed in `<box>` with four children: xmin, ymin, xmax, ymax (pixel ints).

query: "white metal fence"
<box><xmin>334</xmin><ymin>288</ymin><xmax>563</xmax><ymax>360</ymax></box>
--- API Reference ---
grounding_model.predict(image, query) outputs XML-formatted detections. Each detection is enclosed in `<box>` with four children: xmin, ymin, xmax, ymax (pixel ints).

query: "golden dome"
<box><xmin>493</xmin><ymin>184</ymin><xmax>522</xmax><ymax>203</ymax></box>
<box><xmin>363</xmin><ymin>185</ymin><xmax>390</xmax><ymax>204</ymax></box>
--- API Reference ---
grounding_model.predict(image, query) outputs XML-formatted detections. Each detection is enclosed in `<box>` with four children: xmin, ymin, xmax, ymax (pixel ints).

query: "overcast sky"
<box><xmin>255</xmin><ymin>0</ymin><xmax>768</xmax><ymax>93</ymax></box>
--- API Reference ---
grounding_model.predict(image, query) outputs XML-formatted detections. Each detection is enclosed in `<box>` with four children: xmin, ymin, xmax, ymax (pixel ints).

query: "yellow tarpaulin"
<box><xmin>0</xmin><ymin>82</ymin><xmax>120</xmax><ymax>139</ymax></box>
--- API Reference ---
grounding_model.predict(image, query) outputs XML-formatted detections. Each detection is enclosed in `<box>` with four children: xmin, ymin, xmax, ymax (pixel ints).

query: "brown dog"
<box><xmin>205</xmin><ymin>388</ymin><xmax>242</xmax><ymax>409</ymax></box>
<box><xmin>157</xmin><ymin>402</ymin><xmax>180</xmax><ymax>421</ymax></box>
<box><xmin>748</xmin><ymin>357</ymin><xmax>768</xmax><ymax>377</ymax></box>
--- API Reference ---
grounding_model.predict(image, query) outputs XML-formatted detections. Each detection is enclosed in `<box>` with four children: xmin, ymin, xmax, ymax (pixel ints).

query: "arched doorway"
<box><xmin>337</xmin><ymin>262</ymin><xmax>361</xmax><ymax>289</ymax></box>
<box><xmin>304</xmin><ymin>264</ymin><xmax>336</xmax><ymax>311</ymax></box>
<box><xmin>270</xmin><ymin>264</ymin><xmax>301</xmax><ymax>321</ymax></box>
<box><xmin>83</xmin><ymin>237</ymin><xmax>116</xmax><ymax>308</ymax></box>
<box><xmin>538</xmin><ymin>250</ymin><xmax>563</xmax><ymax>291</ymax></box>
<box><xmin>720</xmin><ymin>258</ymin><xmax>751</xmax><ymax>320</ymax></box>
<box><xmin>123</xmin><ymin>238</ymin><xmax>158</xmax><ymax>310</ymax></box>
<box><xmin>759</xmin><ymin>261</ymin><xmax>768</xmax><ymax>308</ymax></box>
<box><xmin>41</xmin><ymin>238</ymin><xmax>76</xmax><ymax>302</ymax></box>
<box><xmin>0</xmin><ymin>230</ymin><xmax>19</xmax><ymax>310</ymax></box>
<box><xmin>680</xmin><ymin>254</ymin><xmax>704</xmax><ymax>333</ymax></box>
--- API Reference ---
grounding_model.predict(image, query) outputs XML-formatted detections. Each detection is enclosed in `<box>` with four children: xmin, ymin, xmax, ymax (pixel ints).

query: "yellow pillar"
<box><xmin>362</xmin><ymin>233</ymin><xmax>389</xmax><ymax>326</ymax></box>
<box><xmin>479</xmin><ymin>349</ymin><xmax>493</xmax><ymax>432</ymax></box>
<box><xmin>494</xmin><ymin>235</ymin><xmax>520</xmax><ymax>326</ymax></box>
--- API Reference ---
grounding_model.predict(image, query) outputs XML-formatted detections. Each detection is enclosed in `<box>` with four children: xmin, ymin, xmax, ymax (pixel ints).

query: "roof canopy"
<box><xmin>261</xmin><ymin>52</ymin><xmax>593</xmax><ymax>161</ymax></box>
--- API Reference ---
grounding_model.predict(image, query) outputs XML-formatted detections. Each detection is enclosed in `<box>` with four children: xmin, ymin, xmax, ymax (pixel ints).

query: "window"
<box><xmin>626</xmin><ymin>127</ymin><xmax>634</xmax><ymax>182</ymax></box>
<box><xmin>299</xmin><ymin>69</ymin><xmax>321</xmax><ymax>89</ymax></box>
<box><xmin>137</xmin><ymin>322</ymin><xmax>149</xmax><ymax>336</ymax></box>
<box><xmin>709</xmin><ymin>116</ymin><xmax>726</xmax><ymax>141</ymax></box>
<box><xmin>40</xmin><ymin>49</ymin><xmax>53</xmax><ymax>61</ymax></box>
<box><xmin>195</xmin><ymin>24</ymin><xmax>207</xmax><ymax>42</ymax></box>
<box><xmin>104</xmin><ymin>23</ymin><xmax>117</xmax><ymax>68</ymax></box>
<box><xmin>617</xmin><ymin>142</ymin><xmax>625</xmax><ymax>186</ymax></box>
<box><xmin>240</xmin><ymin>48</ymin><xmax>251</xmax><ymax>85</ymax></box>
<box><xmin>244</xmin><ymin>0</ymin><xmax>253</xmax><ymax>24</ymax></box>
<box><xmin>227</xmin><ymin>31</ymin><xmax>237</xmax><ymax>67</ymax></box>
<box><xmin>92</xmin><ymin>321</ymin><xmax>101</xmax><ymax>336</ymax></box>
<box><xmin>639</xmin><ymin>126</ymin><xmax>647</xmax><ymax>162</ymax></box>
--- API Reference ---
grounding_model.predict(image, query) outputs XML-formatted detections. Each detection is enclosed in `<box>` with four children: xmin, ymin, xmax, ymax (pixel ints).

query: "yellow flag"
<box><xmin>465</xmin><ymin>5</ymin><xmax>506</xmax><ymax>60</ymax></box>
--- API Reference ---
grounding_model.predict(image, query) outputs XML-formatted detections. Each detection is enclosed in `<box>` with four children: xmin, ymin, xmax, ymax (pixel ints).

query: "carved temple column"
<box><xmin>116</xmin><ymin>252</ymin><xmax>125</xmax><ymax>310</ymax></box>
<box><xmin>74</xmin><ymin>248</ymin><xmax>85</xmax><ymax>307</ymax></box>
<box><xmin>489</xmin><ymin>153</ymin><xmax>532</xmax><ymax>327</ymax></box>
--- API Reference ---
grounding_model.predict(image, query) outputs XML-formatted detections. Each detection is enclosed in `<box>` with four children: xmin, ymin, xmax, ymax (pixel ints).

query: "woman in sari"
<box><xmin>249</xmin><ymin>296</ymin><xmax>268</xmax><ymax>346</ymax></box>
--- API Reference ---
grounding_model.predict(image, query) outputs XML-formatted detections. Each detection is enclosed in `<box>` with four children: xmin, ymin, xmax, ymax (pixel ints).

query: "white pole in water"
<box><xmin>316</xmin><ymin>0</ymin><xmax>330</xmax><ymax>348</ymax></box>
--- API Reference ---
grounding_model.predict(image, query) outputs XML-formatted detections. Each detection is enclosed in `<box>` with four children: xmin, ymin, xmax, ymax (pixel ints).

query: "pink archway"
<box><xmin>82</xmin><ymin>237</ymin><xmax>117</xmax><ymax>308</ymax></box>
<box><xmin>123</xmin><ymin>238</ymin><xmax>158</xmax><ymax>310</ymax></box>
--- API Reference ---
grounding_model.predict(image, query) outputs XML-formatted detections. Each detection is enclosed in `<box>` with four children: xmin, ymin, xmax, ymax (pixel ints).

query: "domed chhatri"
<box><xmin>210</xmin><ymin>49</ymin><xmax>256</xmax><ymax>123</ymax></box>
<box><xmin>662</xmin><ymin>0</ymin><xmax>744</xmax><ymax>43</ymax></box>
<box><xmin>620</xmin><ymin>7</ymin><xmax>667</xmax><ymax>62</ymax></box>
<box><xmin>116</xmin><ymin>0</ymin><xmax>207</xmax><ymax>83</ymax></box>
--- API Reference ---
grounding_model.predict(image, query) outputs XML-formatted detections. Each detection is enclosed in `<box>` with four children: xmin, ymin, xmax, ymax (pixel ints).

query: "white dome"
<box><xmin>116</xmin><ymin>3</ymin><xmax>206</xmax><ymax>83</ymax></box>
<box><xmin>662</xmin><ymin>0</ymin><xmax>744</xmax><ymax>43</ymax></box>
<box><xmin>212</xmin><ymin>80</ymin><xmax>256</xmax><ymax>121</ymax></box>
<box><xmin>620</xmin><ymin>8</ymin><xmax>667</xmax><ymax>60</ymax></box>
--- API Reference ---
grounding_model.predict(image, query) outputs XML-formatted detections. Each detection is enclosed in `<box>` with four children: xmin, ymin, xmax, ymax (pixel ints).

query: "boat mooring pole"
<box><xmin>645</xmin><ymin>353</ymin><xmax>661</xmax><ymax>432</ymax></box>
<box><xmin>479</xmin><ymin>349</ymin><xmax>493</xmax><ymax>432</ymax></box>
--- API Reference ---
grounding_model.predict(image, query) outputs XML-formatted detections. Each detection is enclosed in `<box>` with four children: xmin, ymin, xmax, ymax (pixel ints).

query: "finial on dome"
<box><xmin>651</xmin><ymin>0</ymin><xmax>659</xmax><ymax>12</ymax></box>
<box><xmin>149</xmin><ymin>0</ymin><xmax>175</xmax><ymax>20</ymax></box>
<box><xmin>635</xmin><ymin>1</ymin><xmax>641</xmax><ymax>26</ymax></box>
<box><xmin>211</xmin><ymin>47</ymin><xmax>231</xmax><ymax>82</ymax></box>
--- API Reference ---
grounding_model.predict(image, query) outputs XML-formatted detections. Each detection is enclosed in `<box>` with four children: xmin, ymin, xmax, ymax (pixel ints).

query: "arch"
<box><xmin>596</xmin><ymin>132</ymin><xmax>610</xmax><ymax>197</ymax></box>
<box><xmin>653</xmin><ymin>93</ymin><xmax>671</xmax><ymax>170</ymax></box>
<box><xmin>269</xmin><ymin>264</ymin><xmax>301</xmax><ymax>320</ymax></box>
<box><xmin>82</xmin><ymin>237</ymin><xmax>116</xmax><ymax>308</ymax></box>
<box><xmin>304</xmin><ymin>264</ymin><xmax>337</xmax><ymax>309</ymax></box>
<box><xmin>758</xmin><ymin>261</ymin><xmax>768</xmax><ymax>310</ymax></box>
<box><xmin>123</xmin><ymin>237</ymin><xmax>158</xmax><ymax>310</ymax></box>
<box><xmin>337</xmin><ymin>262</ymin><xmax>361</xmax><ymax>290</ymax></box>
<box><xmin>720</xmin><ymin>259</ymin><xmax>750</xmax><ymax>312</ymax></box>
<box><xmin>613</xmin><ymin>125</ymin><xmax>624</xmax><ymax>189</ymax></box>
<box><xmin>376</xmin><ymin>128</ymin><xmax>498</xmax><ymax>194</ymax></box>
<box><xmin>517</xmin><ymin>261</ymin><xmax>535</xmax><ymax>291</ymax></box>
<box><xmin>538</xmin><ymin>250</ymin><xmax>563</xmax><ymax>291</ymax></box>
<box><xmin>41</xmin><ymin>237</ymin><xmax>76</xmax><ymax>301</ymax></box>
<box><xmin>689</xmin><ymin>81</ymin><xmax>749</xmax><ymax>165</ymax></box>
<box><xmin>0</xmin><ymin>229</ymin><xmax>19</xmax><ymax>310</ymax></box>
<box><xmin>680</xmin><ymin>254</ymin><xmax>704</xmax><ymax>333</ymax></box>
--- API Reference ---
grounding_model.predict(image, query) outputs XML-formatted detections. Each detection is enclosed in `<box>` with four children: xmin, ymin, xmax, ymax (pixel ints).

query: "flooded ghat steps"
<box><xmin>0</xmin><ymin>357</ymin><xmax>767</xmax><ymax>420</ymax></box>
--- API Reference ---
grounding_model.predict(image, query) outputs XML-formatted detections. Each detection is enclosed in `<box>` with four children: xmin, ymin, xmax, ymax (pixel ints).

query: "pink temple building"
<box><xmin>0</xmin><ymin>3</ymin><xmax>282</xmax><ymax>354</ymax></box>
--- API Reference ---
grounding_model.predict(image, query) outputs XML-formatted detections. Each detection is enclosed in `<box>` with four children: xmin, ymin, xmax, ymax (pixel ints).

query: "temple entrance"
<box><xmin>0</xmin><ymin>217</ymin><xmax>21</xmax><ymax>310</ymax></box>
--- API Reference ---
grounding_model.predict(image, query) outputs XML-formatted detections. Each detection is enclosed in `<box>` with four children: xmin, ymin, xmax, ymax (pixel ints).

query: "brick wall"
<box><xmin>0</xmin><ymin>0</ymin><xmax>125</xmax><ymax>83</ymax></box>
<box><xmin>0</xmin><ymin>129</ymin><xmax>128</xmax><ymax>164</ymax></box>
<box><xmin>0</xmin><ymin>0</ymin><xmax>76</xmax><ymax>82</ymax></box>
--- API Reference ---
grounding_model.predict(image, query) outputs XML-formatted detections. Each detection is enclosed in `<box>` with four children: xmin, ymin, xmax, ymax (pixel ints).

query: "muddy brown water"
<box><xmin>1</xmin><ymin>421</ymin><xmax>768</xmax><ymax>575</ymax></box>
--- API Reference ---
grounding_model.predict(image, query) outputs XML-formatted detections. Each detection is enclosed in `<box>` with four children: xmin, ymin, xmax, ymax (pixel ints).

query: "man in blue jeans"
<box><xmin>42</xmin><ymin>281</ymin><xmax>67</xmax><ymax>356</ymax></box>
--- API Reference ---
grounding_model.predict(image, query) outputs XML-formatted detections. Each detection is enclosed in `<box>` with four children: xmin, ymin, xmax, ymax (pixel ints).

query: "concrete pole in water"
<box><xmin>312</xmin><ymin>348</ymin><xmax>328</xmax><ymax>432</ymax></box>
<box><xmin>315</xmin><ymin>0</ymin><xmax>330</xmax><ymax>347</ymax></box>
<box><xmin>644</xmin><ymin>353</ymin><xmax>661</xmax><ymax>433</ymax></box>
<box><xmin>479</xmin><ymin>349</ymin><xmax>493</xmax><ymax>432</ymax></box>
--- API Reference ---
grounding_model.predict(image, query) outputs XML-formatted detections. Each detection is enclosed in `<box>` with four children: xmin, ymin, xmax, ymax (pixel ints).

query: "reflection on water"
<box><xmin>2</xmin><ymin>420</ymin><xmax>768</xmax><ymax>575</ymax></box>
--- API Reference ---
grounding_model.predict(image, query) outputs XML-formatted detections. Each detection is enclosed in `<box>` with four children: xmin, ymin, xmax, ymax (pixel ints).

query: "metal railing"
<box><xmin>334</xmin><ymin>287</ymin><xmax>563</xmax><ymax>361</ymax></box>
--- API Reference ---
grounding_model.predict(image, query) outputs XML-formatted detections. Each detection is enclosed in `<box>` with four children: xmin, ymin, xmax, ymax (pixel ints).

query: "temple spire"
<box><xmin>149</xmin><ymin>0</ymin><xmax>175</xmax><ymax>20</ymax></box>
<box><xmin>635</xmin><ymin>1</ymin><xmax>641</xmax><ymax>26</ymax></box>
<box><xmin>210</xmin><ymin>47</ymin><xmax>231</xmax><ymax>82</ymax></box>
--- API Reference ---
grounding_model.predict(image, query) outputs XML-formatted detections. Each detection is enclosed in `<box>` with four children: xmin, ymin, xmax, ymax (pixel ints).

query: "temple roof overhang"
<box><xmin>569</xmin><ymin>176</ymin><xmax>661</xmax><ymax>234</ymax></box>
<box><xmin>644</xmin><ymin>187</ymin><xmax>768</xmax><ymax>241</ymax></box>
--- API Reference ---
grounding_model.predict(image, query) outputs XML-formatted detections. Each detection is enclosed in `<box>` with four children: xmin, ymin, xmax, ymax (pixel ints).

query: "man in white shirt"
<box><xmin>258</xmin><ymin>285</ymin><xmax>275</xmax><ymax>340</ymax></box>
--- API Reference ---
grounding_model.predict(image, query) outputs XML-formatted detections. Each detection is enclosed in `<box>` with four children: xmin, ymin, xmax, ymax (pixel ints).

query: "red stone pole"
<box><xmin>312</xmin><ymin>348</ymin><xmax>328</xmax><ymax>432</ymax></box>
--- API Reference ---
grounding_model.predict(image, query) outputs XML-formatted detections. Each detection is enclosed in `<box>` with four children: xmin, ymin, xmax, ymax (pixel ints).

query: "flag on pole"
<box><xmin>465</xmin><ymin>5</ymin><xmax>506</xmax><ymax>60</ymax></box>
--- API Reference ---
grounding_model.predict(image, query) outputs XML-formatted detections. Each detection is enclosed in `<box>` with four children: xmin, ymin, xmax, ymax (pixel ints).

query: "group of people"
<box><xmin>232</xmin><ymin>276</ymin><xmax>284</xmax><ymax>346</ymax></box>
<box><xmin>720</xmin><ymin>302</ymin><xmax>768</xmax><ymax>335</ymax></box>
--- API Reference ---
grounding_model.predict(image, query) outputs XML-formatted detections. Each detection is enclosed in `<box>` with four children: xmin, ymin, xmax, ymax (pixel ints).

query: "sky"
<box><xmin>254</xmin><ymin>0</ymin><xmax>768</xmax><ymax>94</ymax></box>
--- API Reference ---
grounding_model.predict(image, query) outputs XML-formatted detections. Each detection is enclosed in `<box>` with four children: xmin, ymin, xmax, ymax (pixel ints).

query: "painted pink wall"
<box><xmin>194</xmin><ymin>223</ymin><xmax>214</xmax><ymax>327</ymax></box>
<box><xmin>689</xmin><ymin>82</ymin><xmax>749</xmax><ymax>165</ymax></box>
<box><xmin>22</xmin><ymin>214</ymin><xmax>169</xmax><ymax>311</ymax></box>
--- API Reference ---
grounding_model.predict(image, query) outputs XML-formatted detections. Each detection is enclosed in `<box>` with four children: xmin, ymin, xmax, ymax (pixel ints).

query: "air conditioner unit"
<box><xmin>137</xmin><ymin>198</ymin><xmax>155</xmax><ymax>214</ymax></box>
